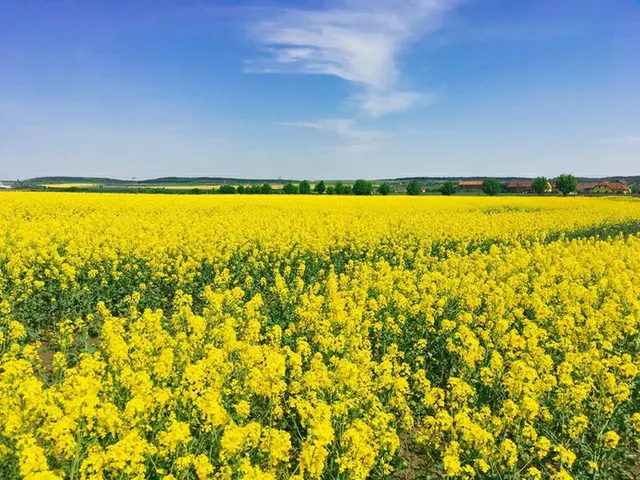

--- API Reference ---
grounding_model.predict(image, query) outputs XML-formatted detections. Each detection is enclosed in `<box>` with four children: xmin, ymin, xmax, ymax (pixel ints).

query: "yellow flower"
<box><xmin>192</xmin><ymin>454</ymin><xmax>213</xmax><ymax>480</ymax></box>
<box><xmin>602</xmin><ymin>430</ymin><xmax>620</xmax><ymax>449</ymax></box>
<box><xmin>261</xmin><ymin>428</ymin><xmax>292</xmax><ymax>466</ymax></box>
<box><xmin>499</xmin><ymin>439</ymin><xmax>518</xmax><ymax>469</ymax></box>
<box><xmin>337</xmin><ymin>420</ymin><xmax>377</xmax><ymax>480</ymax></box>
<box><xmin>526</xmin><ymin>467</ymin><xmax>542</xmax><ymax>480</ymax></box>
<box><xmin>16</xmin><ymin>435</ymin><xmax>60</xmax><ymax>479</ymax></box>
<box><xmin>554</xmin><ymin>445</ymin><xmax>576</xmax><ymax>468</ymax></box>
<box><xmin>474</xmin><ymin>458</ymin><xmax>490</xmax><ymax>474</ymax></box>
<box><xmin>566</xmin><ymin>414</ymin><xmax>588</xmax><ymax>439</ymax></box>
<box><xmin>552</xmin><ymin>469</ymin><xmax>574</xmax><ymax>480</ymax></box>
<box><xmin>8</xmin><ymin>320</ymin><xmax>26</xmax><ymax>341</ymax></box>
<box><xmin>630</xmin><ymin>413</ymin><xmax>640</xmax><ymax>432</ymax></box>
<box><xmin>442</xmin><ymin>441</ymin><xmax>461</xmax><ymax>477</ymax></box>
<box><xmin>220</xmin><ymin>422</ymin><xmax>261</xmax><ymax>459</ymax></box>
<box><xmin>157</xmin><ymin>421</ymin><xmax>192</xmax><ymax>457</ymax></box>
<box><xmin>234</xmin><ymin>400</ymin><xmax>251</xmax><ymax>420</ymax></box>
<box><xmin>300</xmin><ymin>441</ymin><xmax>328</xmax><ymax>478</ymax></box>
<box><xmin>534</xmin><ymin>437</ymin><xmax>551</xmax><ymax>459</ymax></box>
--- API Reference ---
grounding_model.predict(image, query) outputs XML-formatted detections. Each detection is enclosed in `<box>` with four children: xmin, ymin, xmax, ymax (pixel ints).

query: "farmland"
<box><xmin>1</xmin><ymin>192</ymin><xmax>640</xmax><ymax>479</ymax></box>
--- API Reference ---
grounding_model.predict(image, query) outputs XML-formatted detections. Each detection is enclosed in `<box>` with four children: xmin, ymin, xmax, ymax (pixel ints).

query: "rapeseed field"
<box><xmin>1</xmin><ymin>193</ymin><xmax>639</xmax><ymax>479</ymax></box>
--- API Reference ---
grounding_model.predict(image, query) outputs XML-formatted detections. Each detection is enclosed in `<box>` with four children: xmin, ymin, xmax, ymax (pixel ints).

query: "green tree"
<box><xmin>314</xmin><ymin>181</ymin><xmax>326</xmax><ymax>194</ymax></box>
<box><xmin>282</xmin><ymin>183</ymin><xmax>298</xmax><ymax>194</ymax></box>
<box><xmin>377</xmin><ymin>182</ymin><xmax>391</xmax><ymax>196</ymax></box>
<box><xmin>236</xmin><ymin>185</ymin><xmax>246</xmax><ymax>194</ymax></box>
<box><xmin>352</xmin><ymin>179</ymin><xmax>373</xmax><ymax>196</ymax></box>
<box><xmin>334</xmin><ymin>182</ymin><xmax>345</xmax><ymax>195</ymax></box>
<box><xmin>260</xmin><ymin>183</ymin><xmax>273</xmax><ymax>194</ymax></box>
<box><xmin>342</xmin><ymin>185</ymin><xmax>352</xmax><ymax>195</ymax></box>
<box><xmin>326</xmin><ymin>186</ymin><xmax>335</xmax><ymax>195</ymax></box>
<box><xmin>439</xmin><ymin>181</ymin><xmax>457</xmax><ymax>196</ymax></box>
<box><xmin>556</xmin><ymin>174</ymin><xmax>578</xmax><ymax>196</ymax></box>
<box><xmin>219</xmin><ymin>185</ymin><xmax>236</xmax><ymax>194</ymax></box>
<box><xmin>406</xmin><ymin>180</ymin><xmax>422</xmax><ymax>196</ymax></box>
<box><xmin>483</xmin><ymin>179</ymin><xmax>502</xmax><ymax>196</ymax></box>
<box><xmin>299</xmin><ymin>180</ymin><xmax>311</xmax><ymax>194</ymax></box>
<box><xmin>532</xmin><ymin>177</ymin><xmax>549</xmax><ymax>195</ymax></box>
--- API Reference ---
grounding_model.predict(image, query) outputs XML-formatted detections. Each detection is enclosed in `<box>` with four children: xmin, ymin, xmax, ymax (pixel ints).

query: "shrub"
<box><xmin>352</xmin><ymin>180</ymin><xmax>373</xmax><ymax>196</ymax></box>
<box><xmin>282</xmin><ymin>183</ymin><xmax>298</xmax><ymax>195</ymax></box>
<box><xmin>439</xmin><ymin>181</ymin><xmax>457</xmax><ymax>196</ymax></box>
<box><xmin>377</xmin><ymin>183</ymin><xmax>391</xmax><ymax>196</ymax></box>
<box><xmin>219</xmin><ymin>185</ymin><xmax>236</xmax><ymax>194</ymax></box>
<box><xmin>406</xmin><ymin>181</ymin><xmax>422</xmax><ymax>196</ymax></box>
<box><xmin>299</xmin><ymin>180</ymin><xmax>312</xmax><ymax>195</ymax></box>
<box><xmin>483</xmin><ymin>179</ymin><xmax>502</xmax><ymax>196</ymax></box>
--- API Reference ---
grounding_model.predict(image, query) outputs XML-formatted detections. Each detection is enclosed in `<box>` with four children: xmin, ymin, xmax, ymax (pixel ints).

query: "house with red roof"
<box><xmin>456</xmin><ymin>180</ymin><xmax>484</xmax><ymax>192</ymax></box>
<box><xmin>591</xmin><ymin>181</ymin><xmax>631</xmax><ymax>194</ymax></box>
<box><xmin>506</xmin><ymin>180</ymin><xmax>534</xmax><ymax>193</ymax></box>
<box><xmin>577</xmin><ymin>182</ymin><xmax>599</xmax><ymax>194</ymax></box>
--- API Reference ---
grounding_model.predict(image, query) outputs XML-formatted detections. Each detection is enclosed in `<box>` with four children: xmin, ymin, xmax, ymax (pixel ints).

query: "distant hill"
<box><xmin>25</xmin><ymin>176</ymin><xmax>129</xmax><ymax>185</ymax></box>
<box><xmin>135</xmin><ymin>176</ymin><xmax>296</xmax><ymax>185</ymax></box>
<box><xmin>24</xmin><ymin>176</ymin><xmax>297</xmax><ymax>186</ymax></box>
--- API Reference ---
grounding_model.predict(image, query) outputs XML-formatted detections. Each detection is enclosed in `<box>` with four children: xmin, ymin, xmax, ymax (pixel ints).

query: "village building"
<box><xmin>577</xmin><ymin>183</ymin><xmax>599</xmax><ymax>194</ymax></box>
<box><xmin>456</xmin><ymin>180</ymin><xmax>484</xmax><ymax>192</ymax></box>
<box><xmin>505</xmin><ymin>179</ymin><xmax>553</xmax><ymax>194</ymax></box>
<box><xmin>591</xmin><ymin>181</ymin><xmax>631</xmax><ymax>194</ymax></box>
<box><xmin>506</xmin><ymin>180</ymin><xmax>533</xmax><ymax>193</ymax></box>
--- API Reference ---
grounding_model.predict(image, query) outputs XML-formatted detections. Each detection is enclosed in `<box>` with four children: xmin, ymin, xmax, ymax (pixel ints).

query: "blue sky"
<box><xmin>1</xmin><ymin>0</ymin><xmax>639</xmax><ymax>180</ymax></box>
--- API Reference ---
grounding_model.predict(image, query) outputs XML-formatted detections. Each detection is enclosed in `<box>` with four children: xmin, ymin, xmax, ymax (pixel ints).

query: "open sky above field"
<box><xmin>1</xmin><ymin>0</ymin><xmax>639</xmax><ymax>180</ymax></box>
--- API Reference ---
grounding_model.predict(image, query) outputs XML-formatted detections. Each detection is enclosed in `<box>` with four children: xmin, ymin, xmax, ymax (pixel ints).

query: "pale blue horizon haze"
<box><xmin>1</xmin><ymin>0</ymin><xmax>639</xmax><ymax>180</ymax></box>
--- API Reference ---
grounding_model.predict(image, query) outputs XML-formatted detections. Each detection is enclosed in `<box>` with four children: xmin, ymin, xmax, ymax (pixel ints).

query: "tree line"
<box><xmin>217</xmin><ymin>180</ymin><xmax>388</xmax><ymax>196</ymax></box>
<box><xmin>215</xmin><ymin>175</ymin><xmax>583</xmax><ymax>196</ymax></box>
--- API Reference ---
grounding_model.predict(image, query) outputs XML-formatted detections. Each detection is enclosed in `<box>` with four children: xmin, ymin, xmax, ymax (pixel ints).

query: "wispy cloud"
<box><xmin>248</xmin><ymin>0</ymin><xmax>453</xmax><ymax>124</ymax></box>
<box><xmin>284</xmin><ymin>118</ymin><xmax>384</xmax><ymax>144</ymax></box>
<box><xmin>600</xmin><ymin>135</ymin><xmax>640</xmax><ymax>145</ymax></box>
<box><xmin>355</xmin><ymin>91</ymin><xmax>436</xmax><ymax>117</ymax></box>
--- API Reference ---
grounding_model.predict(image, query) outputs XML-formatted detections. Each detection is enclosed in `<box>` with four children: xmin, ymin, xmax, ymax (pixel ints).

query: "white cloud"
<box><xmin>248</xmin><ymin>0</ymin><xmax>452</xmax><ymax>118</ymax></box>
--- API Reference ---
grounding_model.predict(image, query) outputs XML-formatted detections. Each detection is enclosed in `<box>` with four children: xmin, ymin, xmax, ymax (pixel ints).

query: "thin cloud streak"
<box><xmin>284</xmin><ymin>118</ymin><xmax>384</xmax><ymax>143</ymax></box>
<box><xmin>356</xmin><ymin>91</ymin><xmax>436</xmax><ymax>118</ymax></box>
<box><xmin>283</xmin><ymin>118</ymin><xmax>386</xmax><ymax>155</ymax></box>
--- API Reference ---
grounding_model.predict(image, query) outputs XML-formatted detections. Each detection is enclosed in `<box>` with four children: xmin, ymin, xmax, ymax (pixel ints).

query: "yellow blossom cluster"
<box><xmin>0</xmin><ymin>192</ymin><xmax>640</xmax><ymax>479</ymax></box>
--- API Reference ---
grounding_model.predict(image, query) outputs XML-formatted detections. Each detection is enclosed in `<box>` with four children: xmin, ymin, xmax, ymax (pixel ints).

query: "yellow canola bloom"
<box><xmin>0</xmin><ymin>193</ymin><xmax>639</xmax><ymax>478</ymax></box>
